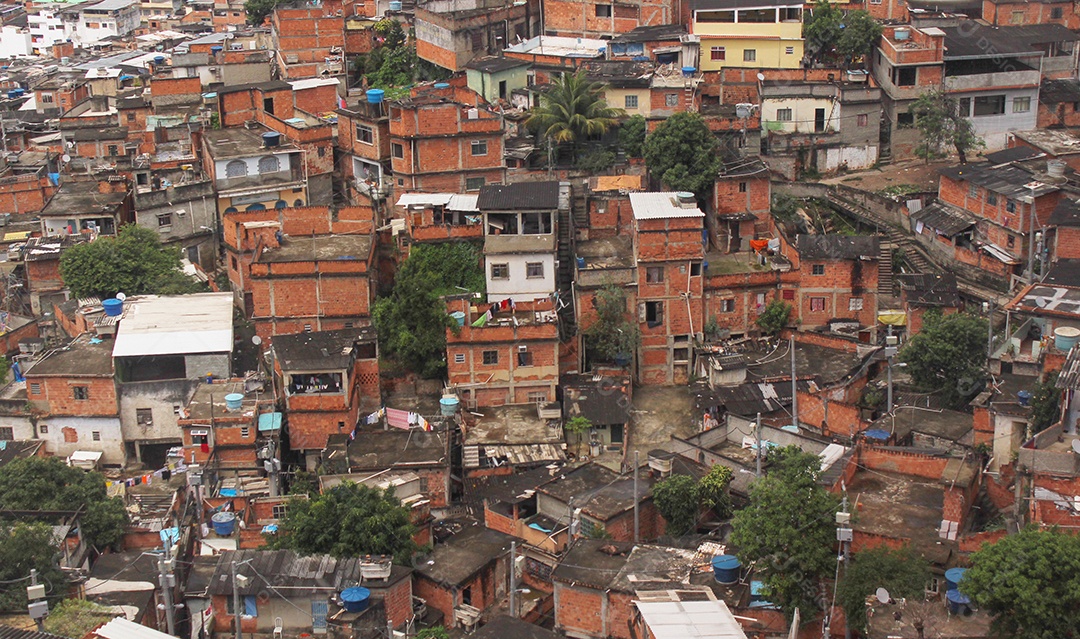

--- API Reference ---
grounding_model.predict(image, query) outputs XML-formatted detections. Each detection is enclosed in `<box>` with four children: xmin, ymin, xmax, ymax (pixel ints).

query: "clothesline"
<box><xmin>356</xmin><ymin>405</ymin><xmax>433</xmax><ymax>438</ymax></box>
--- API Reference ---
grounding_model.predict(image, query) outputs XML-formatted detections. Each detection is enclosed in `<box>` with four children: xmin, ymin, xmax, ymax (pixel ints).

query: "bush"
<box><xmin>756</xmin><ymin>299</ymin><xmax>792</xmax><ymax>335</ymax></box>
<box><xmin>576</xmin><ymin>148</ymin><xmax>616</xmax><ymax>173</ymax></box>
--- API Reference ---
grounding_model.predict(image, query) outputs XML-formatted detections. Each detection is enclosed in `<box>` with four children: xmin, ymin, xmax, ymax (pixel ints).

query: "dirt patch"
<box><xmin>822</xmin><ymin>158</ymin><xmax>951</xmax><ymax>194</ymax></box>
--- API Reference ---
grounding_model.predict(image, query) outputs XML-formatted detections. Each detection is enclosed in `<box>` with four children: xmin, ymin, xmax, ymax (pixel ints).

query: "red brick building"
<box><xmin>897</xmin><ymin>273</ymin><xmax>962</xmax><ymax>336</ymax></box>
<box><xmin>981</xmin><ymin>0</ymin><xmax>1079</xmax><ymax>28</ymax></box>
<box><xmin>1037</xmin><ymin>79</ymin><xmax>1080</xmax><ymax>128</ymax></box>
<box><xmin>270</xmin><ymin>7</ymin><xmax>345</xmax><ymax>79</ymax></box>
<box><xmin>272</xmin><ymin>328</ymin><xmax>380</xmax><ymax>465</ymax></box>
<box><xmin>542</xmin><ymin>0</ymin><xmax>684</xmax><ymax>38</ymax></box>
<box><xmin>413</xmin><ymin>525</ymin><xmax>514</xmax><ymax>630</ymax></box>
<box><xmin>337</xmin><ymin>98</ymin><xmax>392</xmax><ymax>200</ymax></box>
<box><xmin>177</xmin><ymin>380</ymin><xmax>277</xmax><ymax>470</ymax></box>
<box><xmin>414</xmin><ymin>0</ymin><xmax>537</xmax><ymax>72</ymax></box>
<box><xmin>793</xmin><ymin>234</ymin><xmax>880</xmax><ymax>330</ymax></box>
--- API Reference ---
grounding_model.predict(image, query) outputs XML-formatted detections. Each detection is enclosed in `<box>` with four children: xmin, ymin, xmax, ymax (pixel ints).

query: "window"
<box><xmin>490</xmin><ymin>262</ymin><xmax>509</xmax><ymax>279</ymax></box>
<box><xmin>317</xmin><ymin>146</ymin><xmax>326</xmax><ymax>158</ymax></box>
<box><xmin>454</xmin><ymin>353</ymin><xmax>465</xmax><ymax>364</ymax></box>
<box><xmin>137</xmin><ymin>408</ymin><xmax>153</xmax><ymax>425</ymax></box>
<box><xmin>73</xmin><ymin>386</ymin><xmax>89</xmax><ymax>400</ymax></box>
<box><xmin>987</xmin><ymin>193</ymin><xmax>998</xmax><ymax>206</ymax></box>
<box><xmin>482</xmin><ymin>350</ymin><xmax>498</xmax><ymax>365</ymax></box>
<box><xmin>356</xmin><ymin>124</ymin><xmax>373</xmax><ymax>144</ymax></box>
<box><xmin>271</xmin><ymin>503</ymin><xmax>288</xmax><ymax>519</ymax></box>
<box><xmin>625</xmin><ymin>95</ymin><xmax>638</xmax><ymax>109</ymax></box>
<box><xmin>894</xmin><ymin>67</ymin><xmax>917</xmax><ymax>87</ymax></box>
<box><xmin>526</xmin><ymin>262</ymin><xmax>544</xmax><ymax>278</ymax></box>
<box><xmin>231</xmin><ymin>256</ymin><xmax>239</xmax><ymax>270</ymax></box>
<box><xmin>720</xmin><ymin>299</ymin><xmax>735</xmax><ymax>312</ymax></box>
<box><xmin>92</xmin><ymin>431</ymin><xmax>101</xmax><ymax>441</ymax></box>
<box><xmin>673</xmin><ymin>347</ymin><xmax>689</xmax><ymax>362</ymax></box>
<box><xmin>257</xmin><ymin>155</ymin><xmax>280</xmax><ymax>174</ymax></box>
<box><xmin>1007</xmin><ymin>199</ymin><xmax>1016</xmax><ymax>213</ymax></box>
<box><xmin>969</xmin><ymin>183</ymin><xmax>979</xmax><ymax>198</ymax></box>
<box><xmin>776</xmin><ymin>108</ymin><xmax>793</xmax><ymax>122</ymax></box>
<box><xmin>665</xmin><ymin>93</ymin><xmax>678</xmax><ymax>107</ymax></box>
<box><xmin>466</xmin><ymin>177</ymin><xmax>486</xmax><ymax>191</ymax></box>
<box><xmin>646</xmin><ymin>266</ymin><xmax>664</xmax><ymax>283</ymax></box>
<box><xmin>645</xmin><ymin>301</ymin><xmax>663</xmax><ymax>326</ymax></box>
<box><xmin>391</xmin><ymin>142</ymin><xmax>404</xmax><ymax>159</ymax></box>
<box><xmin>41</xmin><ymin>93</ymin><xmax>54</xmax><ymax>104</ymax></box>
<box><xmin>782</xmin><ymin>289</ymin><xmax>795</xmax><ymax>301</ymax></box>
<box><xmin>743</xmin><ymin>49</ymin><xmax>756</xmax><ymax>62</ymax></box>
<box><xmin>39</xmin><ymin>424</ymin><xmax>48</xmax><ymax>435</ymax></box>
<box><xmin>710</xmin><ymin>46</ymin><xmax>726</xmax><ymax>61</ymax></box>
<box><xmin>517</xmin><ymin>351</ymin><xmax>533</xmax><ymax>366</ymax></box>
<box><xmin>30</xmin><ymin>382</ymin><xmax>41</xmax><ymax>395</ymax></box>
<box><xmin>0</xmin><ymin>427</ymin><xmax>12</xmax><ymax>441</ymax></box>
<box><xmin>471</xmin><ymin>140</ymin><xmax>488</xmax><ymax>156</ymax></box>
<box><xmin>174</xmin><ymin>405</ymin><xmax>181</xmax><ymax>415</ymax></box>
<box><xmin>225</xmin><ymin>159</ymin><xmax>247</xmax><ymax>177</ymax></box>
<box><xmin>240</xmin><ymin>426</ymin><xmax>250</xmax><ymax>438</ymax></box>
<box><xmin>1013</xmin><ymin>97</ymin><xmax>1031</xmax><ymax>113</ymax></box>
<box><xmin>973</xmin><ymin>95</ymin><xmax>1006</xmax><ymax>116</ymax></box>
<box><xmin>470</xmin><ymin>31</ymin><xmax>483</xmax><ymax>52</ymax></box>
<box><xmin>1007</xmin><ymin>234</ymin><xmax>1015</xmax><ymax>248</ymax></box>
<box><xmin>857</xmin><ymin>113</ymin><xmax>868</xmax><ymax>127</ymax></box>
<box><xmin>243</xmin><ymin>596</ymin><xmax>258</xmax><ymax>618</ymax></box>
<box><xmin>1051</xmin><ymin>7</ymin><xmax>1063</xmax><ymax>18</ymax></box>
<box><xmin>303</xmin><ymin>324</ymin><xmax>312</xmax><ymax>332</ymax></box>
<box><xmin>812</xmin><ymin>264</ymin><xmax>825</xmax><ymax>275</ymax></box>
<box><xmin>157</xmin><ymin>213</ymin><xmax>172</xmax><ymax>228</ymax></box>
<box><xmin>595</xmin><ymin>4</ymin><xmax>611</xmax><ymax>17</ymax></box>
<box><xmin>528</xmin><ymin>391</ymin><xmax>548</xmax><ymax>403</ymax></box>
<box><xmin>897</xmin><ymin>112</ymin><xmax>915</xmax><ymax>128</ymax></box>
<box><xmin>810</xmin><ymin>296</ymin><xmax>825</xmax><ymax>312</ymax></box>
<box><xmin>739</xmin><ymin>8</ymin><xmax>774</xmax><ymax>22</ymax></box>
<box><xmin>849</xmin><ymin>297</ymin><xmax>863</xmax><ymax>311</ymax></box>
<box><xmin>739</xmin><ymin>182</ymin><xmax>748</xmax><ymax>193</ymax></box>
<box><xmin>108</xmin><ymin>144</ymin><xmax>118</xmax><ymax>156</ymax></box>
<box><xmin>870</xmin><ymin>0</ymin><xmax>881</xmax><ymax>4</ymax></box>
<box><xmin>690</xmin><ymin>262</ymin><xmax>702</xmax><ymax>276</ymax></box>
<box><xmin>958</xmin><ymin>97</ymin><xmax>971</xmax><ymax>117</ymax></box>
<box><xmin>785</xmin><ymin>46</ymin><xmax>794</xmax><ymax>55</ymax></box>
<box><xmin>1010</xmin><ymin>10</ymin><xmax>1024</xmax><ymax>24</ymax></box>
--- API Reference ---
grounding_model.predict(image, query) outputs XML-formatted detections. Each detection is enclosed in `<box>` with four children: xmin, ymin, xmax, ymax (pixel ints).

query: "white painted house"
<box><xmin>477</xmin><ymin>181</ymin><xmax>563</xmax><ymax>303</ymax></box>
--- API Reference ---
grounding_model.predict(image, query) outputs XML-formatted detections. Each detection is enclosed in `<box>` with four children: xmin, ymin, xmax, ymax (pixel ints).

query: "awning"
<box><xmin>980</xmin><ymin>241</ymin><xmax>1022</xmax><ymax>264</ymax></box>
<box><xmin>878</xmin><ymin>310</ymin><xmax>907</xmax><ymax>326</ymax></box>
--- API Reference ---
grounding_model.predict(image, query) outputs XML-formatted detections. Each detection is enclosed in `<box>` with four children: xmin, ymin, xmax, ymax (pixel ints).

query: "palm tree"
<box><xmin>526</xmin><ymin>70</ymin><xmax>623</xmax><ymax>163</ymax></box>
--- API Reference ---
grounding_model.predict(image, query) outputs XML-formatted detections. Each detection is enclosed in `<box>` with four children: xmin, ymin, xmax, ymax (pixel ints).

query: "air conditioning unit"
<box><xmin>518</xmin><ymin>345</ymin><xmax>527</xmax><ymax>352</ymax></box>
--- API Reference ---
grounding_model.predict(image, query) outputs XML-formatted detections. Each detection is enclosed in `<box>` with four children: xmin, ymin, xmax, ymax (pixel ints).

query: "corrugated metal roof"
<box><xmin>397</xmin><ymin>193</ymin><xmax>452</xmax><ymax>208</ymax></box>
<box><xmin>1049</xmin><ymin>197</ymin><xmax>1080</xmax><ymax>228</ymax></box>
<box><xmin>939</xmin><ymin>163</ymin><xmax>1059</xmax><ymax>199</ymax></box>
<box><xmin>629</xmin><ymin>192</ymin><xmax>705</xmax><ymax>220</ymax></box>
<box><xmin>0</xmin><ymin>627</ymin><xmax>68</xmax><ymax>639</ymax></box>
<box><xmin>477</xmin><ymin>181</ymin><xmax>561</xmax><ymax>210</ymax></box>
<box><xmin>635</xmin><ymin>599</ymin><xmax>748</xmax><ymax>639</ymax></box>
<box><xmin>911</xmin><ymin>202</ymin><xmax>977</xmax><ymax>236</ymax></box>
<box><xmin>112</xmin><ymin>293</ymin><xmax>234</xmax><ymax>358</ymax></box>
<box><xmin>93</xmin><ymin>618</ymin><xmax>174</xmax><ymax>639</ymax></box>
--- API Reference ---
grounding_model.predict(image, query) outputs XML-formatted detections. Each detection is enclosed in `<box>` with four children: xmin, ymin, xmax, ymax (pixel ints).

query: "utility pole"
<box><xmin>633</xmin><ymin>450</ymin><xmax>640</xmax><ymax>544</ymax></box>
<box><xmin>885</xmin><ymin>327</ymin><xmax>898</xmax><ymax>414</ymax></box>
<box><xmin>28</xmin><ymin>569</ymin><xmax>46</xmax><ymax>632</ymax></box>
<box><xmin>159</xmin><ymin>555</ymin><xmax>177</xmax><ymax>637</ymax></box>
<box><xmin>231</xmin><ymin>561</ymin><xmax>243</xmax><ymax>639</ymax></box>
<box><xmin>985</xmin><ymin>300</ymin><xmax>994</xmax><ymax>359</ymax></box>
<box><xmin>755</xmin><ymin>412</ymin><xmax>762</xmax><ymax>477</ymax></box>
<box><xmin>509</xmin><ymin>541</ymin><xmax>516</xmax><ymax>618</ymax></box>
<box><xmin>790</xmin><ymin>336</ymin><xmax>797</xmax><ymax>429</ymax></box>
<box><xmin>1027</xmin><ymin>184</ymin><xmax>1038</xmax><ymax>284</ymax></box>
<box><xmin>837</xmin><ymin>495</ymin><xmax>853</xmax><ymax>639</ymax></box>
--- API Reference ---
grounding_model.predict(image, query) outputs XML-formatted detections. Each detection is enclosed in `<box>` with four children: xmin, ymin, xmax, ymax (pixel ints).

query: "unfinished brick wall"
<box><xmin>29</xmin><ymin>376</ymin><xmax>118</xmax><ymax>417</ymax></box>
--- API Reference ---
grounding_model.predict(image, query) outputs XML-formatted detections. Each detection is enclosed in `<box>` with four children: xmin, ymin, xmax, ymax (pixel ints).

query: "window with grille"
<box><xmin>1013</xmin><ymin>97</ymin><xmax>1031</xmax><ymax>113</ymax></box>
<box><xmin>526</xmin><ymin>262</ymin><xmax>544</xmax><ymax>278</ymax></box>
<box><xmin>0</xmin><ymin>427</ymin><xmax>13</xmax><ymax>441</ymax></box>
<box><xmin>225</xmin><ymin>160</ymin><xmax>247</xmax><ymax>177</ymax></box>
<box><xmin>812</xmin><ymin>264</ymin><xmax>825</xmax><ymax>275</ymax></box>
<box><xmin>625</xmin><ymin>95</ymin><xmax>638</xmax><ymax>109</ymax></box>
<box><xmin>528</xmin><ymin>391</ymin><xmax>548</xmax><ymax>403</ymax></box>
<box><xmin>711</xmin><ymin>47</ymin><xmax>725</xmax><ymax>61</ymax></box>
<box><xmin>158</xmin><ymin>214</ymin><xmax>172</xmax><ymax>228</ymax></box>
<box><xmin>646</xmin><ymin>266</ymin><xmax>664</xmax><ymax>283</ymax></box>
<box><xmin>356</xmin><ymin>124</ymin><xmax>374</xmax><ymax>144</ymax></box>
<box><xmin>466</xmin><ymin>177</ymin><xmax>486</xmax><ymax>191</ymax></box>
<box><xmin>272</xmin><ymin>503</ymin><xmax>288</xmax><ymax>519</ymax></box>
<box><xmin>483</xmin><ymin>350</ymin><xmax>498</xmax><ymax>365</ymax></box>
<box><xmin>471</xmin><ymin>140</ymin><xmax>488</xmax><ymax>156</ymax></box>
<box><xmin>137</xmin><ymin>408</ymin><xmax>153</xmax><ymax>426</ymax></box>
<box><xmin>240</xmin><ymin>426</ymin><xmax>250</xmax><ymax>438</ymax></box>
<box><xmin>743</xmin><ymin>49</ymin><xmax>756</xmax><ymax>62</ymax></box>
<box><xmin>776</xmin><ymin>108</ymin><xmax>792</xmax><ymax>122</ymax></box>
<box><xmin>490</xmin><ymin>263</ymin><xmax>509</xmax><ymax>279</ymax></box>
<box><xmin>30</xmin><ymin>382</ymin><xmax>41</xmax><ymax>395</ymax></box>
<box><xmin>92</xmin><ymin>431</ymin><xmax>101</xmax><ymax>441</ymax></box>
<box><xmin>665</xmin><ymin>93</ymin><xmax>678</xmax><ymax>107</ymax></box>
<box><xmin>849</xmin><ymin>297</ymin><xmax>863</xmax><ymax>311</ymax></box>
<box><xmin>454</xmin><ymin>353</ymin><xmax>465</xmax><ymax>364</ymax></box>
<box><xmin>810</xmin><ymin>297</ymin><xmax>825</xmax><ymax>312</ymax></box>
<box><xmin>73</xmin><ymin>386</ymin><xmax>89</xmax><ymax>400</ymax></box>
<box><xmin>39</xmin><ymin>424</ymin><xmax>48</xmax><ymax>434</ymax></box>
<box><xmin>258</xmin><ymin>155</ymin><xmax>280</xmax><ymax>173</ymax></box>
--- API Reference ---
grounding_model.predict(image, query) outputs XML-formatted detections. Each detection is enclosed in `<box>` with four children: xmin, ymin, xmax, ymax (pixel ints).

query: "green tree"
<box><xmin>267</xmin><ymin>481</ymin><xmax>418</xmax><ymax>564</ymax></box>
<box><xmin>527</xmin><ymin>70</ymin><xmax>623</xmax><ymax>161</ymax></box>
<box><xmin>910</xmin><ymin>89</ymin><xmax>985</xmax><ymax>163</ymax></box>
<box><xmin>415</xmin><ymin>628</ymin><xmax>450</xmax><ymax>639</ymax></box>
<box><xmin>836</xmin><ymin>11</ymin><xmax>883</xmax><ymax>67</ymax></box>
<box><xmin>372</xmin><ymin>242</ymin><xmax>484</xmax><ymax>378</ymax></box>
<box><xmin>583</xmin><ymin>284</ymin><xmax>640</xmax><ymax>364</ymax></box>
<box><xmin>756</xmin><ymin>299</ymin><xmax>792</xmax><ymax>335</ymax></box>
<box><xmin>618</xmin><ymin>114</ymin><xmax>647</xmax><ymax>158</ymax></box>
<box><xmin>697</xmin><ymin>464</ymin><xmax>735</xmax><ymax>519</ymax></box>
<box><xmin>243</xmin><ymin>0</ymin><xmax>280</xmax><ymax>25</ymax></box>
<box><xmin>652</xmin><ymin>474</ymin><xmax>700</xmax><ymax>536</ymax></box>
<box><xmin>836</xmin><ymin>545</ymin><xmax>930</xmax><ymax>634</ymax></box>
<box><xmin>59</xmin><ymin>224</ymin><xmax>204</xmax><ymax>299</ymax></box>
<box><xmin>643</xmin><ymin>112</ymin><xmax>720</xmax><ymax>200</ymax></box>
<box><xmin>803</xmin><ymin>0</ymin><xmax>842</xmax><ymax>63</ymax></box>
<box><xmin>1029</xmin><ymin>372</ymin><xmax>1061</xmax><ymax>433</ymax></box>
<box><xmin>0</xmin><ymin>457</ymin><xmax>128</xmax><ymax>549</ymax></box>
<box><xmin>898</xmin><ymin>312</ymin><xmax>987</xmax><ymax>407</ymax></box>
<box><xmin>731</xmin><ymin>445</ymin><xmax>841</xmax><ymax>617</ymax></box>
<box><xmin>576</xmin><ymin>148</ymin><xmax>616</xmax><ymax>173</ymax></box>
<box><xmin>962</xmin><ymin>526</ymin><xmax>1080</xmax><ymax>639</ymax></box>
<box><xmin>564</xmin><ymin>416</ymin><xmax>593</xmax><ymax>458</ymax></box>
<box><xmin>43</xmin><ymin>599</ymin><xmax>118</xmax><ymax>638</ymax></box>
<box><xmin>0</xmin><ymin>521</ymin><xmax>67</xmax><ymax>612</ymax></box>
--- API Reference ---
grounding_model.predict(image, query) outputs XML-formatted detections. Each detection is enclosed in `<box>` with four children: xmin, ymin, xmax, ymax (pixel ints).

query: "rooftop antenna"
<box><xmin>1071</xmin><ymin>439</ymin><xmax>1080</xmax><ymax>455</ymax></box>
<box><xmin>876</xmin><ymin>587</ymin><xmax>891</xmax><ymax>604</ymax></box>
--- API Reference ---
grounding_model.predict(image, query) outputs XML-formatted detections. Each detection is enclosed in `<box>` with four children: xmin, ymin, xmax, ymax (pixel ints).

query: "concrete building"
<box><xmin>412</xmin><ymin>525</ymin><xmax>514</xmax><ymax>630</ymax></box>
<box><xmin>478</xmin><ymin>181</ymin><xmax>562</xmax><ymax>302</ymax></box>
<box><xmin>131</xmin><ymin>167</ymin><xmax>217</xmax><ymax>272</ymax></box>
<box><xmin>541</xmin><ymin>0</ymin><xmax>683</xmax><ymax>38</ymax></box>
<box><xmin>465</xmin><ymin>56</ymin><xmax>531</xmax><ymax>104</ymax></box>
<box><xmin>201</xmin><ymin>127</ymin><xmax>308</xmax><ymax>217</ymax></box>
<box><xmin>62</xmin><ymin>0</ymin><xmax>140</xmax><ymax>46</ymax></box>
<box><xmin>691</xmin><ymin>0</ymin><xmax>804</xmax><ymax>72</ymax></box>
<box><xmin>414</xmin><ymin>0</ymin><xmax>537</xmax><ymax>72</ymax></box>
<box><xmin>38</xmin><ymin>184</ymin><xmax>133</xmax><ymax>237</ymax></box>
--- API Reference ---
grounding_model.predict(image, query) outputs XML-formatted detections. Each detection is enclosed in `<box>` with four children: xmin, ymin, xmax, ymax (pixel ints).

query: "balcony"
<box><xmin>944</xmin><ymin>67</ymin><xmax>1040</xmax><ymax>93</ymax></box>
<box><xmin>216</xmin><ymin>167</ymin><xmax>304</xmax><ymax>194</ymax></box>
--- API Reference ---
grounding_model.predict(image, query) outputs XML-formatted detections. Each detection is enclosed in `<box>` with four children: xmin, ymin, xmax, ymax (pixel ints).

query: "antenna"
<box><xmin>252</xmin><ymin>335</ymin><xmax>262</xmax><ymax>346</ymax></box>
<box><xmin>61</xmin><ymin>154</ymin><xmax>71</xmax><ymax>163</ymax></box>
<box><xmin>876</xmin><ymin>588</ymin><xmax>891</xmax><ymax>604</ymax></box>
<box><xmin>1071</xmin><ymin>439</ymin><xmax>1080</xmax><ymax>455</ymax></box>
<box><xmin>756</xmin><ymin>73</ymin><xmax>765</xmax><ymax>82</ymax></box>
<box><xmin>116</xmin><ymin>292</ymin><xmax>127</xmax><ymax>301</ymax></box>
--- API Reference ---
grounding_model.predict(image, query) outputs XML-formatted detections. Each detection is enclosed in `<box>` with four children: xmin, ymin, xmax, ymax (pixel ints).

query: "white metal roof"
<box><xmin>448</xmin><ymin>194</ymin><xmax>479</xmax><ymax>211</ymax></box>
<box><xmin>112</xmin><ymin>293</ymin><xmax>234</xmax><ymax>358</ymax></box>
<box><xmin>629</xmin><ymin>192</ymin><xmax>705</xmax><ymax>220</ymax></box>
<box><xmin>397</xmin><ymin>193</ymin><xmax>453</xmax><ymax>207</ymax></box>
<box><xmin>634</xmin><ymin>600</ymin><xmax>748</xmax><ymax>639</ymax></box>
<box><xmin>94</xmin><ymin>617</ymin><xmax>175</xmax><ymax>639</ymax></box>
<box><xmin>289</xmin><ymin>78</ymin><xmax>341</xmax><ymax>91</ymax></box>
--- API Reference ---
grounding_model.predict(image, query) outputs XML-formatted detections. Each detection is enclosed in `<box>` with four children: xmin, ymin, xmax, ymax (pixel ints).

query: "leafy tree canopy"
<box><xmin>0</xmin><ymin>457</ymin><xmax>128</xmax><ymax>549</ymax></box>
<box><xmin>373</xmin><ymin>242</ymin><xmax>483</xmax><ymax>378</ymax></box>
<box><xmin>697</xmin><ymin>464</ymin><xmax>735</xmax><ymax>520</ymax></box>
<box><xmin>652</xmin><ymin>474</ymin><xmax>700</xmax><ymax>537</ymax></box>
<box><xmin>836</xmin><ymin>10</ymin><xmax>883</xmax><ymax>65</ymax></box>
<box><xmin>803</xmin><ymin>0</ymin><xmax>842</xmax><ymax>62</ymax></box>
<box><xmin>43</xmin><ymin>599</ymin><xmax>117</xmax><ymax>638</ymax></box>
<box><xmin>1029</xmin><ymin>371</ymin><xmax>1061</xmax><ymax>434</ymax></box>
<box><xmin>910</xmin><ymin>89</ymin><xmax>985</xmax><ymax>164</ymax></box>
<box><xmin>963</xmin><ymin>526</ymin><xmax>1080</xmax><ymax>639</ymax></box>
<box><xmin>731</xmin><ymin>445</ymin><xmax>841</xmax><ymax>617</ymax></box>
<box><xmin>243</xmin><ymin>0</ymin><xmax>280</xmax><ymax>25</ymax></box>
<box><xmin>59</xmin><ymin>224</ymin><xmax>204</xmax><ymax>299</ymax></box>
<box><xmin>643</xmin><ymin>112</ymin><xmax>720</xmax><ymax>200</ymax></box>
<box><xmin>837</xmin><ymin>545</ymin><xmax>930</xmax><ymax>634</ymax></box>
<box><xmin>756</xmin><ymin>299</ymin><xmax>792</xmax><ymax>335</ymax></box>
<box><xmin>527</xmin><ymin>71</ymin><xmax>623</xmax><ymax>159</ymax></box>
<box><xmin>583</xmin><ymin>284</ymin><xmax>640</xmax><ymax>363</ymax></box>
<box><xmin>619</xmin><ymin>114</ymin><xmax>647</xmax><ymax>158</ymax></box>
<box><xmin>267</xmin><ymin>481</ymin><xmax>418</xmax><ymax>564</ymax></box>
<box><xmin>898</xmin><ymin>312</ymin><xmax>987</xmax><ymax>407</ymax></box>
<box><xmin>0</xmin><ymin>521</ymin><xmax>67</xmax><ymax>612</ymax></box>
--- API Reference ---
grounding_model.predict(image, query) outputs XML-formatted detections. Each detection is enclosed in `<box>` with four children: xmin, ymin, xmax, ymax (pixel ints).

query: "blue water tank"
<box><xmin>440</xmin><ymin>396</ymin><xmax>460</xmax><ymax>417</ymax></box>
<box><xmin>262</xmin><ymin>131</ymin><xmax>281</xmax><ymax>147</ymax></box>
<box><xmin>154</xmin><ymin>55</ymin><xmax>165</xmax><ymax>65</ymax></box>
<box><xmin>681</xmin><ymin>66</ymin><xmax>696</xmax><ymax>77</ymax></box>
<box><xmin>211</xmin><ymin>45</ymin><xmax>223</xmax><ymax>54</ymax></box>
<box><xmin>433</xmin><ymin>82</ymin><xmax>450</xmax><ymax>89</ymax></box>
<box><xmin>945</xmin><ymin>567</ymin><xmax>967</xmax><ymax>592</ymax></box>
<box><xmin>946</xmin><ymin>589</ymin><xmax>970</xmax><ymax>615</ymax></box>
<box><xmin>388</xmin><ymin>0</ymin><xmax>402</xmax><ymax>10</ymax></box>
<box><xmin>366</xmin><ymin>88</ymin><xmax>384</xmax><ymax>104</ymax></box>
<box><xmin>711</xmin><ymin>555</ymin><xmax>741</xmax><ymax>584</ymax></box>
<box><xmin>1054</xmin><ymin>326</ymin><xmax>1080</xmax><ymax>352</ymax></box>
<box><xmin>576</xmin><ymin>257</ymin><xmax>585</xmax><ymax>269</ymax></box>
<box><xmin>225</xmin><ymin>393</ymin><xmax>244</xmax><ymax>411</ymax></box>
<box><xmin>450</xmin><ymin>311</ymin><xmax>466</xmax><ymax>327</ymax></box>
<box><xmin>102</xmin><ymin>298</ymin><xmax>123</xmax><ymax>317</ymax></box>
<box><xmin>211</xmin><ymin>512</ymin><xmax>236</xmax><ymax>536</ymax></box>
<box><xmin>1017</xmin><ymin>390</ymin><xmax>1032</xmax><ymax>406</ymax></box>
<box><xmin>340</xmin><ymin>587</ymin><xmax>371</xmax><ymax>613</ymax></box>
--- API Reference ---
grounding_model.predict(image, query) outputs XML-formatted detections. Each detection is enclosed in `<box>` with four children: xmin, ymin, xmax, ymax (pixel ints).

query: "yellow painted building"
<box><xmin>692</xmin><ymin>0</ymin><xmax>805</xmax><ymax>70</ymax></box>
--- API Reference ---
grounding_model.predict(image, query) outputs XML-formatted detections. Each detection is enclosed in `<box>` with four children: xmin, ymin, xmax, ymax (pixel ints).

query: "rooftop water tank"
<box><xmin>1054</xmin><ymin>326</ymin><xmax>1080</xmax><ymax>351</ymax></box>
<box><xmin>1048</xmin><ymin>160</ymin><xmax>1067</xmax><ymax>179</ymax></box>
<box><xmin>894</xmin><ymin>27</ymin><xmax>911</xmax><ymax>41</ymax></box>
<box><xmin>1017</xmin><ymin>390</ymin><xmax>1032</xmax><ymax>406</ymax></box>
<box><xmin>946</xmin><ymin>589</ymin><xmax>971</xmax><ymax>615</ymax></box>
<box><xmin>211</xmin><ymin>512</ymin><xmax>236</xmax><ymax>536</ymax></box>
<box><xmin>366</xmin><ymin>88</ymin><xmax>384</xmax><ymax>104</ymax></box>
<box><xmin>681</xmin><ymin>66</ymin><xmax>696</xmax><ymax>77</ymax></box>
<box><xmin>211</xmin><ymin>45</ymin><xmax>223</xmax><ymax>54</ymax></box>
<box><xmin>440</xmin><ymin>395</ymin><xmax>460</xmax><ymax>417</ymax></box>
<box><xmin>154</xmin><ymin>55</ymin><xmax>166</xmax><ymax>65</ymax></box>
<box><xmin>102</xmin><ymin>298</ymin><xmax>123</xmax><ymax>317</ymax></box>
<box><xmin>944</xmin><ymin>567</ymin><xmax>967</xmax><ymax>592</ymax></box>
<box><xmin>711</xmin><ymin>555</ymin><xmax>741</xmax><ymax>584</ymax></box>
<box><xmin>450</xmin><ymin>311</ymin><xmax>466</xmax><ymax>327</ymax></box>
<box><xmin>224</xmin><ymin>393</ymin><xmax>244</xmax><ymax>411</ymax></box>
<box><xmin>262</xmin><ymin>131</ymin><xmax>281</xmax><ymax>147</ymax></box>
<box><xmin>340</xmin><ymin>587</ymin><xmax>371</xmax><ymax>613</ymax></box>
<box><xmin>388</xmin><ymin>0</ymin><xmax>402</xmax><ymax>10</ymax></box>
<box><xmin>434</xmin><ymin>82</ymin><xmax>450</xmax><ymax>89</ymax></box>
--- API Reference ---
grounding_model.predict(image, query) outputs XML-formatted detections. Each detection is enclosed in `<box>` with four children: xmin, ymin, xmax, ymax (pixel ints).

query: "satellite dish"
<box><xmin>756</xmin><ymin>73</ymin><xmax>765</xmax><ymax>82</ymax></box>
<box><xmin>115</xmin><ymin>292</ymin><xmax>126</xmax><ymax>301</ymax></box>
<box><xmin>251</xmin><ymin>335</ymin><xmax>262</xmax><ymax>346</ymax></box>
<box><xmin>876</xmin><ymin>588</ymin><xmax>891</xmax><ymax>604</ymax></box>
<box><xmin>61</xmin><ymin>154</ymin><xmax>71</xmax><ymax>163</ymax></box>
<box><xmin>1072</xmin><ymin>439</ymin><xmax>1080</xmax><ymax>454</ymax></box>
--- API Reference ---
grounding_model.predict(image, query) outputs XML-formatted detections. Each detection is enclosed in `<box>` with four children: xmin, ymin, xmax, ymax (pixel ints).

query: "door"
<box><xmin>814</xmin><ymin>108</ymin><xmax>826</xmax><ymax>133</ymax></box>
<box><xmin>610</xmin><ymin>423</ymin><xmax>624</xmax><ymax>444</ymax></box>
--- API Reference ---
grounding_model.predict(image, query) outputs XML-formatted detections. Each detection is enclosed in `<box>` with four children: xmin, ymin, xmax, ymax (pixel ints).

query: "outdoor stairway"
<box><xmin>826</xmin><ymin>191</ymin><xmax>936</xmax><ymax>275</ymax></box>
<box><xmin>557</xmin><ymin>181</ymin><xmax>579</xmax><ymax>339</ymax></box>
<box><xmin>877</xmin><ymin>241</ymin><xmax>894</xmax><ymax>297</ymax></box>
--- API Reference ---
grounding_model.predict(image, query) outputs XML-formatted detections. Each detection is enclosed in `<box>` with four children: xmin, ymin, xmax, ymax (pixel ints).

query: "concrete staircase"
<box><xmin>556</xmin><ymin>181</ymin><xmax>579</xmax><ymax>340</ymax></box>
